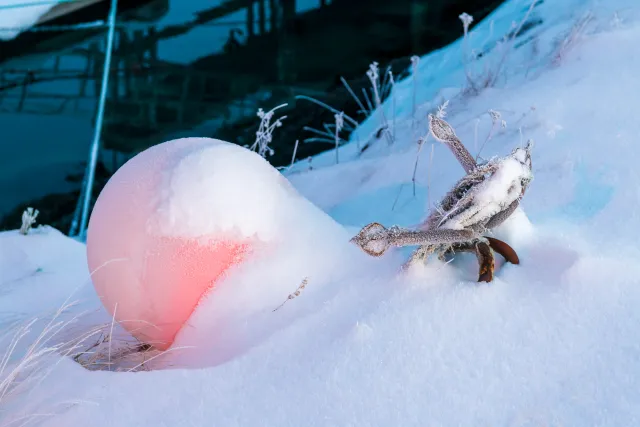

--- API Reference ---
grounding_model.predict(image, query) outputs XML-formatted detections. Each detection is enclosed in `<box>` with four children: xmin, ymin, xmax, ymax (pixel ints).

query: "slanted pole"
<box><xmin>75</xmin><ymin>0</ymin><xmax>119</xmax><ymax>240</ymax></box>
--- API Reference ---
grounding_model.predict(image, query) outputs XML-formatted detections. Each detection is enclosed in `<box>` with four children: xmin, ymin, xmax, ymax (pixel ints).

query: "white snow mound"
<box><xmin>153</xmin><ymin>140</ymin><xmax>307</xmax><ymax>242</ymax></box>
<box><xmin>4</xmin><ymin>0</ymin><xmax>640</xmax><ymax>425</ymax></box>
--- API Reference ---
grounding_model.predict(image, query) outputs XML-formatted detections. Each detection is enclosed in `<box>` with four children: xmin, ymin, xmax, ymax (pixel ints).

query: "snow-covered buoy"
<box><xmin>86</xmin><ymin>138</ymin><xmax>326</xmax><ymax>350</ymax></box>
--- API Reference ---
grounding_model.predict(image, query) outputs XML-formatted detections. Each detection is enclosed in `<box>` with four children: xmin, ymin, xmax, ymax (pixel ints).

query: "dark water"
<box><xmin>0</xmin><ymin>0</ymin><xmax>504</xmax><ymax>230</ymax></box>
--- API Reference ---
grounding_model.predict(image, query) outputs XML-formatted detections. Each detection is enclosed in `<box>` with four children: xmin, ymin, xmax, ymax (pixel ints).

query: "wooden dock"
<box><xmin>0</xmin><ymin>0</ymin><xmax>505</xmax><ymax>161</ymax></box>
<box><xmin>0</xmin><ymin>0</ymin><xmax>512</xmax><ymax>233</ymax></box>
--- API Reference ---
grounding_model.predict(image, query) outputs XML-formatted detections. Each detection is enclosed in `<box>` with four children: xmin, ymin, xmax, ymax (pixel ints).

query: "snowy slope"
<box><xmin>3</xmin><ymin>0</ymin><xmax>640</xmax><ymax>425</ymax></box>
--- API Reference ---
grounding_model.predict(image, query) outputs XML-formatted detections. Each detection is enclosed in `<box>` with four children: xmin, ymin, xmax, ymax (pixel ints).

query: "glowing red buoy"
<box><xmin>87</xmin><ymin>138</ymin><xmax>260</xmax><ymax>350</ymax></box>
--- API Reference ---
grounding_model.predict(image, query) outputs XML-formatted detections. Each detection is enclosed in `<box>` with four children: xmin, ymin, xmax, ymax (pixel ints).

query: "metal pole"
<box><xmin>76</xmin><ymin>0</ymin><xmax>118</xmax><ymax>240</ymax></box>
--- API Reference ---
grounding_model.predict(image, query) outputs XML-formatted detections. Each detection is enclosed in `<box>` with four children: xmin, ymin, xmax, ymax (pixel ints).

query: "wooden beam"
<box><xmin>258</xmin><ymin>0</ymin><xmax>266</xmax><ymax>34</ymax></box>
<box><xmin>282</xmin><ymin>0</ymin><xmax>296</xmax><ymax>24</ymax></box>
<box><xmin>268</xmin><ymin>0</ymin><xmax>278</xmax><ymax>32</ymax></box>
<box><xmin>247</xmin><ymin>0</ymin><xmax>255</xmax><ymax>38</ymax></box>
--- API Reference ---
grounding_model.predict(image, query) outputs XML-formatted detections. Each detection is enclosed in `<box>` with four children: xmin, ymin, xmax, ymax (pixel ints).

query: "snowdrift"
<box><xmin>2</xmin><ymin>0</ymin><xmax>640</xmax><ymax>425</ymax></box>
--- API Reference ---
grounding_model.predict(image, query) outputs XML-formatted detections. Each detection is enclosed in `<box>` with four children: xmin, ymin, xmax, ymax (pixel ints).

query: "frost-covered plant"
<box><xmin>388</xmin><ymin>70</ymin><xmax>396</xmax><ymax>141</ymax></box>
<box><xmin>487</xmin><ymin>0</ymin><xmax>539</xmax><ymax>87</ymax></box>
<box><xmin>275</xmin><ymin>140</ymin><xmax>300</xmax><ymax>173</ymax></box>
<box><xmin>296</xmin><ymin>96</ymin><xmax>357</xmax><ymax>147</ymax></box>
<box><xmin>334</xmin><ymin>112</ymin><xmax>344</xmax><ymax>164</ymax></box>
<box><xmin>366</xmin><ymin>62</ymin><xmax>391</xmax><ymax>144</ymax></box>
<box><xmin>553</xmin><ymin>11</ymin><xmax>594</xmax><ymax>65</ymax></box>
<box><xmin>410</xmin><ymin>100</ymin><xmax>449</xmax><ymax>196</ymax></box>
<box><xmin>366</xmin><ymin>62</ymin><xmax>381</xmax><ymax>106</ymax></box>
<box><xmin>476</xmin><ymin>109</ymin><xmax>507</xmax><ymax>160</ymax></box>
<box><xmin>611</xmin><ymin>11</ymin><xmax>623</xmax><ymax>28</ymax></box>
<box><xmin>410</xmin><ymin>55</ymin><xmax>420</xmax><ymax>130</ymax></box>
<box><xmin>0</xmin><ymin>300</ymin><xmax>104</xmax><ymax>411</ymax></box>
<box><xmin>459</xmin><ymin>12</ymin><xmax>478</xmax><ymax>92</ymax></box>
<box><xmin>459</xmin><ymin>12</ymin><xmax>474</xmax><ymax>34</ymax></box>
<box><xmin>460</xmin><ymin>0</ymin><xmax>542</xmax><ymax>92</ymax></box>
<box><xmin>437</xmin><ymin>100</ymin><xmax>449</xmax><ymax>119</ymax></box>
<box><xmin>289</xmin><ymin>140</ymin><xmax>299</xmax><ymax>169</ymax></box>
<box><xmin>19</xmin><ymin>207</ymin><xmax>38</xmax><ymax>235</ymax></box>
<box><xmin>249</xmin><ymin>104</ymin><xmax>288</xmax><ymax>158</ymax></box>
<box><xmin>474</xmin><ymin>118</ymin><xmax>481</xmax><ymax>153</ymax></box>
<box><xmin>297</xmin><ymin>60</ymin><xmax>398</xmax><ymax>152</ymax></box>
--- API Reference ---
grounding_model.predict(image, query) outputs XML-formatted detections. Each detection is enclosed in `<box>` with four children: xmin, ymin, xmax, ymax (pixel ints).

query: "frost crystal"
<box><xmin>459</xmin><ymin>12</ymin><xmax>474</xmax><ymax>34</ymax></box>
<box><xmin>366</xmin><ymin>61</ymin><xmax>379</xmax><ymax>83</ymax></box>
<box><xmin>251</xmin><ymin>104</ymin><xmax>288</xmax><ymax>158</ymax></box>
<box><xmin>20</xmin><ymin>207</ymin><xmax>39</xmax><ymax>235</ymax></box>
<box><xmin>334</xmin><ymin>111</ymin><xmax>345</xmax><ymax>164</ymax></box>
<box><xmin>335</xmin><ymin>112</ymin><xmax>344</xmax><ymax>132</ymax></box>
<box><xmin>437</xmin><ymin>100</ymin><xmax>450</xmax><ymax>119</ymax></box>
<box><xmin>410</xmin><ymin>55</ymin><xmax>420</xmax><ymax>72</ymax></box>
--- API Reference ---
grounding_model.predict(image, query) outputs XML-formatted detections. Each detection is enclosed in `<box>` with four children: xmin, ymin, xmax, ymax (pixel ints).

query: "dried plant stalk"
<box><xmin>273</xmin><ymin>278</ymin><xmax>309</xmax><ymax>312</ymax></box>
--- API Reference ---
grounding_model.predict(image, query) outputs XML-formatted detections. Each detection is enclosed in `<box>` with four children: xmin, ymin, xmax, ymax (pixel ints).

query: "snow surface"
<box><xmin>3</xmin><ymin>0</ymin><xmax>640</xmax><ymax>425</ymax></box>
<box><xmin>154</xmin><ymin>140</ymin><xmax>320</xmax><ymax>241</ymax></box>
<box><xmin>0</xmin><ymin>1</ymin><xmax>54</xmax><ymax>41</ymax></box>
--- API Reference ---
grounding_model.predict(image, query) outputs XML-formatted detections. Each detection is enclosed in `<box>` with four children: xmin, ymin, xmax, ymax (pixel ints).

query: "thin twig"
<box><xmin>126</xmin><ymin>346</ymin><xmax>195</xmax><ymax>372</ymax></box>
<box><xmin>411</xmin><ymin>135</ymin><xmax>430</xmax><ymax>196</ymax></box>
<box><xmin>289</xmin><ymin>140</ymin><xmax>299</xmax><ymax>169</ymax></box>
<box><xmin>107</xmin><ymin>303</ymin><xmax>117</xmax><ymax>371</ymax></box>
<box><xmin>273</xmin><ymin>278</ymin><xmax>309</xmax><ymax>312</ymax></box>
<box><xmin>340</xmin><ymin>76</ymin><xmax>369</xmax><ymax>116</ymax></box>
<box><xmin>391</xmin><ymin>183</ymin><xmax>405</xmax><ymax>211</ymax></box>
<box><xmin>427</xmin><ymin>143</ymin><xmax>435</xmax><ymax>209</ymax></box>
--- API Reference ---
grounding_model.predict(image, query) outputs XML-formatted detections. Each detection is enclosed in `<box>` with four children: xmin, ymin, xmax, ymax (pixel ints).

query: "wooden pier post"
<box><xmin>119</xmin><ymin>29</ymin><xmax>132</xmax><ymax>98</ymax></box>
<box><xmin>269</xmin><ymin>0</ymin><xmax>278</xmax><ymax>32</ymax></box>
<box><xmin>0</xmin><ymin>69</ymin><xmax>5</xmax><ymax>104</ymax></box>
<box><xmin>147</xmin><ymin>26</ymin><xmax>158</xmax><ymax>61</ymax></box>
<box><xmin>92</xmin><ymin>41</ymin><xmax>103</xmax><ymax>98</ymax></box>
<box><xmin>282</xmin><ymin>0</ymin><xmax>296</xmax><ymax>25</ymax></box>
<box><xmin>258</xmin><ymin>0</ymin><xmax>266</xmax><ymax>34</ymax></box>
<box><xmin>277</xmin><ymin>0</ymin><xmax>297</xmax><ymax>83</ymax></box>
<box><xmin>16</xmin><ymin>73</ymin><xmax>30</xmax><ymax>112</ymax></box>
<box><xmin>111</xmin><ymin>31</ymin><xmax>120</xmax><ymax>100</ymax></box>
<box><xmin>247</xmin><ymin>0</ymin><xmax>255</xmax><ymax>38</ymax></box>
<box><xmin>178</xmin><ymin>71</ymin><xmax>192</xmax><ymax>124</ymax></box>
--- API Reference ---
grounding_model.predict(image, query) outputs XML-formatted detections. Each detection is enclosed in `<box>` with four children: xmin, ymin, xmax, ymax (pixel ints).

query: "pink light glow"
<box><xmin>86</xmin><ymin>139</ymin><xmax>249</xmax><ymax>350</ymax></box>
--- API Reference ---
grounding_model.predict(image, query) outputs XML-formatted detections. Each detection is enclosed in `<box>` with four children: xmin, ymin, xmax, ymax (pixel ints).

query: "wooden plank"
<box><xmin>247</xmin><ymin>1</ymin><xmax>254</xmax><ymax>38</ymax></box>
<box><xmin>258</xmin><ymin>0</ymin><xmax>266</xmax><ymax>34</ymax></box>
<box><xmin>193</xmin><ymin>0</ymin><xmax>254</xmax><ymax>24</ymax></box>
